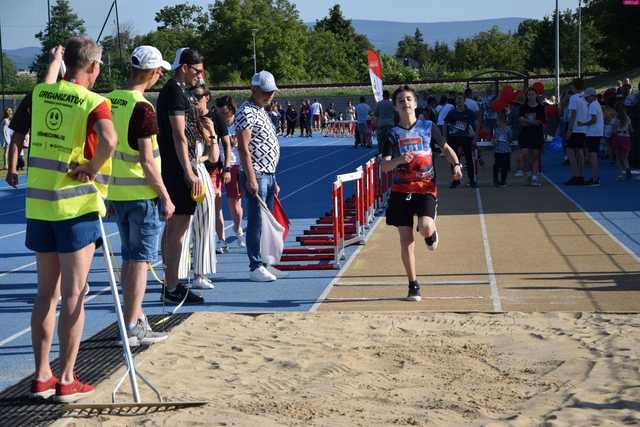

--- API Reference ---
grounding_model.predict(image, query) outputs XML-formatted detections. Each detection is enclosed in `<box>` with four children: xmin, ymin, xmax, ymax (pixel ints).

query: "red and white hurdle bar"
<box><xmin>274</xmin><ymin>155</ymin><xmax>392</xmax><ymax>271</ymax></box>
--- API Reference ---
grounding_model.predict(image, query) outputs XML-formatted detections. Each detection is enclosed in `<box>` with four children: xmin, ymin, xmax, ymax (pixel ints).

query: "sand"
<box><xmin>56</xmin><ymin>312</ymin><xmax>640</xmax><ymax>427</ymax></box>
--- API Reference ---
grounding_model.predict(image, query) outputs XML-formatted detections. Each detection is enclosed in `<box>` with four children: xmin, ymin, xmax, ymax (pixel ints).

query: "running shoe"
<box><xmin>530</xmin><ymin>176</ymin><xmax>542</xmax><ymax>187</ymax></box>
<box><xmin>266</xmin><ymin>265</ymin><xmax>288</xmax><ymax>279</ymax></box>
<box><xmin>585</xmin><ymin>178</ymin><xmax>600</xmax><ymax>187</ymax></box>
<box><xmin>514</xmin><ymin>170</ymin><xmax>524</xmax><ymax>177</ymax></box>
<box><xmin>192</xmin><ymin>276</ymin><xmax>215</xmax><ymax>289</ymax></box>
<box><xmin>31</xmin><ymin>375</ymin><xmax>58</xmax><ymax>399</ymax></box>
<box><xmin>54</xmin><ymin>376</ymin><xmax>95</xmax><ymax>403</ymax></box>
<box><xmin>160</xmin><ymin>283</ymin><xmax>204</xmax><ymax>304</ymax></box>
<box><xmin>119</xmin><ymin>318</ymin><xmax>168</xmax><ymax>347</ymax></box>
<box><xmin>216</xmin><ymin>241</ymin><xmax>229</xmax><ymax>254</ymax></box>
<box><xmin>425</xmin><ymin>230</ymin><xmax>439</xmax><ymax>251</ymax></box>
<box><xmin>406</xmin><ymin>283</ymin><xmax>422</xmax><ymax>302</ymax></box>
<box><xmin>449</xmin><ymin>180</ymin><xmax>461</xmax><ymax>189</ymax></box>
<box><xmin>236</xmin><ymin>230</ymin><xmax>246</xmax><ymax>248</ymax></box>
<box><xmin>469</xmin><ymin>180</ymin><xmax>478</xmax><ymax>188</ymax></box>
<box><xmin>249</xmin><ymin>266</ymin><xmax>277</xmax><ymax>282</ymax></box>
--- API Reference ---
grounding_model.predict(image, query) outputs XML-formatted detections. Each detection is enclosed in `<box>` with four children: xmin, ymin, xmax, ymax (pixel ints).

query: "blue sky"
<box><xmin>1</xmin><ymin>0</ymin><xmax>579</xmax><ymax>49</ymax></box>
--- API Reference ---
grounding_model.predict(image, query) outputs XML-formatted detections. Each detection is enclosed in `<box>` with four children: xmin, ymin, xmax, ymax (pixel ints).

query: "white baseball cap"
<box><xmin>131</xmin><ymin>46</ymin><xmax>171</xmax><ymax>70</ymax></box>
<box><xmin>251</xmin><ymin>70</ymin><xmax>278</xmax><ymax>92</ymax></box>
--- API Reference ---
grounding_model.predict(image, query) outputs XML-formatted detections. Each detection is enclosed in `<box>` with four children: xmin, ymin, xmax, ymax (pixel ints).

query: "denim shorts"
<box><xmin>26</xmin><ymin>212</ymin><xmax>102</xmax><ymax>253</ymax></box>
<box><xmin>111</xmin><ymin>199</ymin><xmax>162</xmax><ymax>262</ymax></box>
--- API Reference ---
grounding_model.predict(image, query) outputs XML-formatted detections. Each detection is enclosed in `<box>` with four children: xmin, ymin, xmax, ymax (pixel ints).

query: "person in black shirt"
<box><xmin>285</xmin><ymin>103</ymin><xmax>297</xmax><ymax>137</ymax></box>
<box><xmin>518</xmin><ymin>88</ymin><xmax>546</xmax><ymax>187</ymax></box>
<box><xmin>444</xmin><ymin>94</ymin><xmax>477</xmax><ymax>187</ymax></box>
<box><xmin>156</xmin><ymin>47</ymin><xmax>206</xmax><ymax>305</ymax></box>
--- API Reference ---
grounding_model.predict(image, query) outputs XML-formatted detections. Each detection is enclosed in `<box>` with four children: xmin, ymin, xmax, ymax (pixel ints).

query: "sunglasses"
<box><xmin>189</xmin><ymin>65</ymin><xmax>205</xmax><ymax>75</ymax></box>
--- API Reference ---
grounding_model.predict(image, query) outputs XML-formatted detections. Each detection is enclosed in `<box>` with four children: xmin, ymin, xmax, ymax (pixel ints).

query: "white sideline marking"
<box><xmin>475</xmin><ymin>188</ymin><xmax>503</xmax><ymax>312</ymax></box>
<box><xmin>544</xmin><ymin>174</ymin><xmax>640</xmax><ymax>264</ymax></box>
<box><xmin>309</xmin><ymin>216</ymin><xmax>383</xmax><ymax>312</ymax></box>
<box><xmin>323</xmin><ymin>296</ymin><xmax>484</xmax><ymax>302</ymax></box>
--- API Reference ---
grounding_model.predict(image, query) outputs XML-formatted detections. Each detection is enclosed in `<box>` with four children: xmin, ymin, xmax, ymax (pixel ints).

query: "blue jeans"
<box><xmin>240</xmin><ymin>171</ymin><xmax>276</xmax><ymax>270</ymax></box>
<box><xmin>111</xmin><ymin>199</ymin><xmax>162</xmax><ymax>262</ymax></box>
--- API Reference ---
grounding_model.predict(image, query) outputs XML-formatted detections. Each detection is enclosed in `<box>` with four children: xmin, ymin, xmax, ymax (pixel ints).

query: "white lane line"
<box><xmin>0</xmin><ymin>230</ymin><xmax>25</xmax><ymax>240</ymax></box>
<box><xmin>0</xmin><ymin>208</ymin><xmax>24</xmax><ymax>217</ymax></box>
<box><xmin>323</xmin><ymin>296</ymin><xmax>484</xmax><ymax>302</ymax></box>
<box><xmin>475</xmin><ymin>188</ymin><xmax>503</xmax><ymax>312</ymax></box>
<box><xmin>544</xmin><ymin>174</ymin><xmax>640</xmax><ymax>264</ymax></box>
<box><xmin>309</xmin><ymin>216</ymin><xmax>384</xmax><ymax>312</ymax></box>
<box><xmin>0</xmin><ymin>256</ymin><xmax>160</xmax><ymax>348</ymax></box>
<box><xmin>335</xmin><ymin>280</ymin><xmax>491</xmax><ymax>286</ymax></box>
<box><xmin>281</xmin><ymin>151</ymin><xmax>375</xmax><ymax>201</ymax></box>
<box><xmin>0</xmin><ymin>260</ymin><xmax>36</xmax><ymax>279</ymax></box>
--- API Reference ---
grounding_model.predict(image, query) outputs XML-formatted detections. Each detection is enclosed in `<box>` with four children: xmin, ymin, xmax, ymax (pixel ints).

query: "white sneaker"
<box><xmin>266</xmin><ymin>265</ymin><xmax>288</xmax><ymax>279</ymax></box>
<box><xmin>192</xmin><ymin>276</ymin><xmax>215</xmax><ymax>289</ymax></box>
<box><xmin>514</xmin><ymin>170</ymin><xmax>524</xmax><ymax>177</ymax></box>
<box><xmin>216</xmin><ymin>240</ymin><xmax>229</xmax><ymax>254</ymax></box>
<box><xmin>249</xmin><ymin>266</ymin><xmax>277</xmax><ymax>282</ymax></box>
<box><xmin>235</xmin><ymin>230</ymin><xmax>246</xmax><ymax>248</ymax></box>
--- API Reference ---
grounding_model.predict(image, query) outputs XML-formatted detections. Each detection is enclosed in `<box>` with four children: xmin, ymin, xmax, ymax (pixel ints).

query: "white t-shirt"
<box><xmin>437</xmin><ymin>103</ymin><xmax>454</xmax><ymax>125</ymax></box>
<box><xmin>464</xmin><ymin>98</ymin><xmax>480</xmax><ymax>113</ymax></box>
<box><xmin>568</xmin><ymin>93</ymin><xmax>589</xmax><ymax>134</ymax></box>
<box><xmin>586</xmin><ymin>100</ymin><xmax>604</xmax><ymax>137</ymax></box>
<box><xmin>310</xmin><ymin>102</ymin><xmax>322</xmax><ymax>116</ymax></box>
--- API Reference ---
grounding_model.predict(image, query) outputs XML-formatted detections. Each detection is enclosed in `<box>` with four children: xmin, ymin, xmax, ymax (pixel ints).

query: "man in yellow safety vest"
<box><xmin>6</xmin><ymin>37</ymin><xmax>117</xmax><ymax>403</ymax></box>
<box><xmin>106</xmin><ymin>46</ymin><xmax>175</xmax><ymax>347</ymax></box>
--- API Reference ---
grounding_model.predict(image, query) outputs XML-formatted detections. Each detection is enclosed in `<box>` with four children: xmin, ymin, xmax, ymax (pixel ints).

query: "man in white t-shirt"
<box><xmin>437</xmin><ymin>98</ymin><xmax>454</xmax><ymax>133</ymax></box>
<box><xmin>310</xmin><ymin>99</ymin><xmax>323</xmax><ymax>131</ymax></box>
<box><xmin>579</xmin><ymin>87</ymin><xmax>604</xmax><ymax>186</ymax></box>
<box><xmin>565</xmin><ymin>79</ymin><xmax>590</xmax><ymax>185</ymax></box>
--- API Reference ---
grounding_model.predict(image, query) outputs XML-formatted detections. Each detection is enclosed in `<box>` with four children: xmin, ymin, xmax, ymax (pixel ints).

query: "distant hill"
<box><xmin>350</xmin><ymin>18</ymin><xmax>527</xmax><ymax>55</ymax></box>
<box><xmin>3</xmin><ymin>47</ymin><xmax>40</xmax><ymax>70</ymax></box>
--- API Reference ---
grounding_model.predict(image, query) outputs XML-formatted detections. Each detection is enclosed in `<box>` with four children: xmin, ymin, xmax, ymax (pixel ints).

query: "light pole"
<box><xmin>251</xmin><ymin>28</ymin><xmax>257</xmax><ymax>74</ymax></box>
<box><xmin>577</xmin><ymin>0</ymin><xmax>582</xmax><ymax>78</ymax></box>
<box><xmin>555</xmin><ymin>0</ymin><xmax>561</xmax><ymax>105</ymax></box>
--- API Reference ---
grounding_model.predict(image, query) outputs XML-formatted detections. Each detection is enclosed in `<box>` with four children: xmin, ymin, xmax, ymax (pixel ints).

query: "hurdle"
<box><xmin>274</xmin><ymin>156</ymin><xmax>388</xmax><ymax>271</ymax></box>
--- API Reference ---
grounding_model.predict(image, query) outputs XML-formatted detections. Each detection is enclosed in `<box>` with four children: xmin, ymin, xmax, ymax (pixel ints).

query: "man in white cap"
<box><xmin>236</xmin><ymin>70</ymin><xmax>285</xmax><ymax>281</ymax></box>
<box><xmin>105</xmin><ymin>46</ymin><xmax>175</xmax><ymax>346</ymax></box>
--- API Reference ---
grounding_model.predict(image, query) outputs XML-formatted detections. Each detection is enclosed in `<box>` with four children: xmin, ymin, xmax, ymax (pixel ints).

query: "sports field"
<box><xmin>1</xmin><ymin>134</ymin><xmax>639</xmax><ymax>426</ymax></box>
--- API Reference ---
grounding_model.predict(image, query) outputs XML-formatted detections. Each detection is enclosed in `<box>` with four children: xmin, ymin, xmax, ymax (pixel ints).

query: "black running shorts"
<box><xmin>385</xmin><ymin>191</ymin><xmax>437</xmax><ymax>228</ymax></box>
<box><xmin>567</xmin><ymin>132</ymin><xmax>586</xmax><ymax>149</ymax></box>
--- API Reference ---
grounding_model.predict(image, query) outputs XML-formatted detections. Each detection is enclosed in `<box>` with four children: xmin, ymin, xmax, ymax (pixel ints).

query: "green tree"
<box><xmin>584</xmin><ymin>0</ymin><xmax>640</xmax><ymax>69</ymax></box>
<box><xmin>202</xmin><ymin>0</ymin><xmax>309</xmax><ymax>83</ymax></box>
<box><xmin>395</xmin><ymin>28</ymin><xmax>430</xmax><ymax>67</ymax></box>
<box><xmin>313</xmin><ymin>4</ymin><xmax>371</xmax><ymax>81</ymax></box>
<box><xmin>1</xmin><ymin>56</ymin><xmax>18</xmax><ymax>90</ymax></box>
<box><xmin>154</xmin><ymin>3</ymin><xmax>209</xmax><ymax>32</ymax></box>
<box><xmin>473</xmin><ymin>27</ymin><xmax>525</xmax><ymax>71</ymax></box>
<box><xmin>32</xmin><ymin>0</ymin><xmax>86</xmax><ymax>77</ymax></box>
<box><xmin>306</xmin><ymin>30</ymin><xmax>356</xmax><ymax>82</ymax></box>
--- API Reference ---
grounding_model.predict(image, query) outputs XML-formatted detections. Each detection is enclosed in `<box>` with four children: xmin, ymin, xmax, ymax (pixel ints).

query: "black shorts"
<box><xmin>163</xmin><ymin>173</ymin><xmax>196</xmax><ymax>215</ymax></box>
<box><xmin>585</xmin><ymin>136</ymin><xmax>601</xmax><ymax>153</ymax></box>
<box><xmin>567</xmin><ymin>132</ymin><xmax>586</xmax><ymax>149</ymax></box>
<box><xmin>385</xmin><ymin>192</ymin><xmax>437</xmax><ymax>228</ymax></box>
<box><xmin>518</xmin><ymin>134</ymin><xmax>544</xmax><ymax>150</ymax></box>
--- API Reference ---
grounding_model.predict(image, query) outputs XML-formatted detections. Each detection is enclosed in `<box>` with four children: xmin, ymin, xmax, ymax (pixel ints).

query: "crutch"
<box><xmin>62</xmin><ymin>216</ymin><xmax>207</xmax><ymax>416</ymax></box>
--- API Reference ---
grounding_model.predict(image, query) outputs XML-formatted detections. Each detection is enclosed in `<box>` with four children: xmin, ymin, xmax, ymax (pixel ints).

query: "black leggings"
<box><xmin>286</xmin><ymin>120</ymin><xmax>296</xmax><ymax>136</ymax></box>
<box><xmin>493</xmin><ymin>152</ymin><xmax>510</xmax><ymax>184</ymax></box>
<box><xmin>449</xmin><ymin>136</ymin><xmax>475</xmax><ymax>183</ymax></box>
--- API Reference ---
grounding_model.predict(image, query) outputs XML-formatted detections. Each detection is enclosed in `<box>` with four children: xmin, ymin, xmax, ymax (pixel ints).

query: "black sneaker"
<box><xmin>449</xmin><ymin>180</ymin><xmax>461</xmax><ymax>189</ymax></box>
<box><xmin>576</xmin><ymin>177</ymin><xmax>585</xmax><ymax>186</ymax></box>
<box><xmin>425</xmin><ymin>230</ymin><xmax>438</xmax><ymax>251</ymax></box>
<box><xmin>469</xmin><ymin>180</ymin><xmax>478</xmax><ymax>188</ymax></box>
<box><xmin>406</xmin><ymin>283</ymin><xmax>421</xmax><ymax>302</ymax></box>
<box><xmin>161</xmin><ymin>283</ymin><xmax>204</xmax><ymax>304</ymax></box>
<box><xmin>586</xmin><ymin>178</ymin><xmax>600</xmax><ymax>187</ymax></box>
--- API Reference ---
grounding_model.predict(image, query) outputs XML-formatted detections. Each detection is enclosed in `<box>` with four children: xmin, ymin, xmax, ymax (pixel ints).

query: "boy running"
<box><xmin>382</xmin><ymin>85</ymin><xmax>462</xmax><ymax>301</ymax></box>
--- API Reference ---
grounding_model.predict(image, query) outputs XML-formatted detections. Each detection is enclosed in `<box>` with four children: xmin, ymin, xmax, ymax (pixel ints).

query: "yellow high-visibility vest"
<box><xmin>27</xmin><ymin>80</ymin><xmax>111</xmax><ymax>220</ymax></box>
<box><xmin>106</xmin><ymin>89</ymin><xmax>161</xmax><ymax>201</ymax></box>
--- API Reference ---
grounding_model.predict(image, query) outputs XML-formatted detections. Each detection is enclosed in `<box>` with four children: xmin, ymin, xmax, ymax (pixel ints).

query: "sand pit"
<box><xmin>56</xmin><ymin>312</ymin><xmax>640</xmax><ymax>427</ymax></box>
